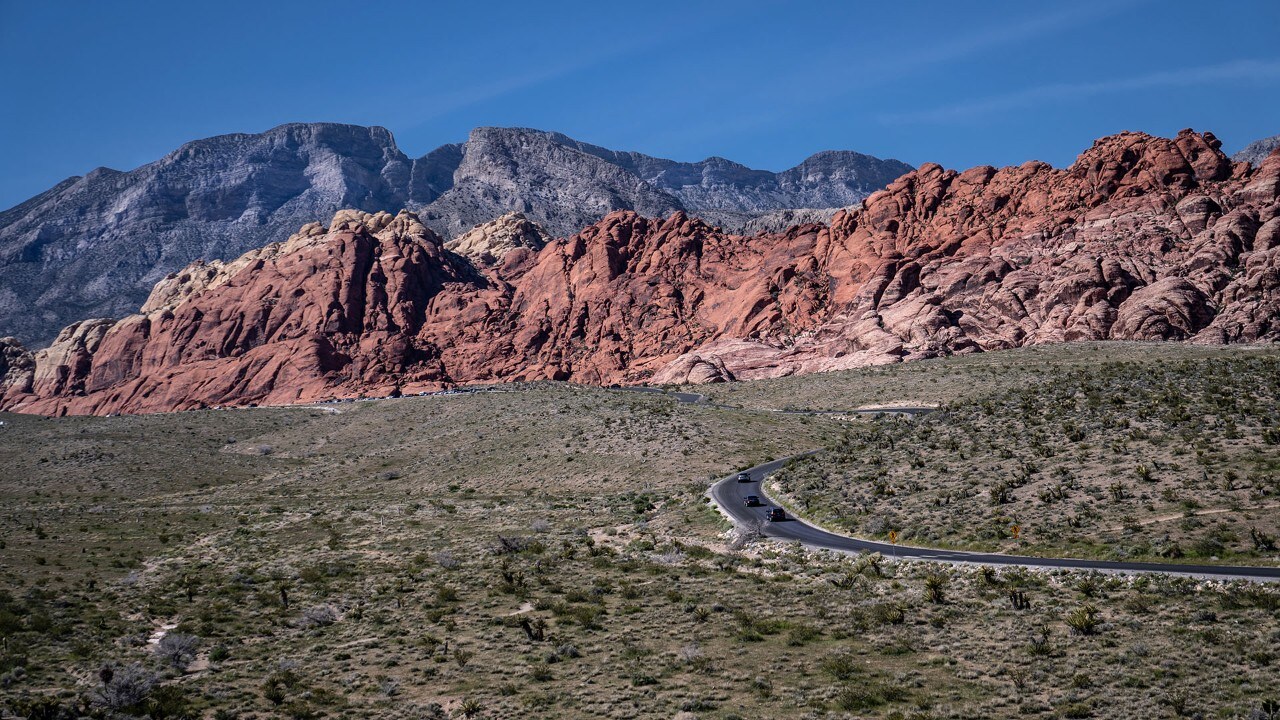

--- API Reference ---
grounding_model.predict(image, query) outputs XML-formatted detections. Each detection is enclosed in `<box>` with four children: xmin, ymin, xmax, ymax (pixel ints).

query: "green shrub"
<box><xmin>1065</xmin><ymin>604</ymin><xmax>1101</xmax><ymax>636</ymax></box>
<box><xmin>820</xmin><ymin>653</ymin><xmax>861</xmax><ymax>681</ymax></box>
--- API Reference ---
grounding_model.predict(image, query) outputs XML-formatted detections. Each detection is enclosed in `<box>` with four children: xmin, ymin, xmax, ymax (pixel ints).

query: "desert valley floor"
<box><xmin>2</xmin><ymin>342</ymin><xmax>1279</xmax><ymax>719</ymax></box>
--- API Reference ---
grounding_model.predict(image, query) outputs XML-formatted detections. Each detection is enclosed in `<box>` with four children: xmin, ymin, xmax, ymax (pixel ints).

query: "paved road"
<box><xmin>620</xmin><ymin>386</ymin><xmax>712</xmax><ymax>405</ymax></box>
<box><xmin>710</xmin><ymin>456</ymin><xmax>1280</xmax><ymax>581</ymax></box>
<box><xmin>381</xmin><ymin>383</ymin><xmax>1278</xmax><ymax>580</ymax></box>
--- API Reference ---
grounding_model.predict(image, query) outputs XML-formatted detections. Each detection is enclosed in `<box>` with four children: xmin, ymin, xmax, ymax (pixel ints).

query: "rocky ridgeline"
<box><xmin>2</xmin><ymin>130</ymin><xmax>1277</xmax><ymax>415</ymax></box>
<box><xmin>0</xmin><ymin>124</ymin><xmax>911</xmax><ymax>347</ymax></box>
<box><xmin>1234</xmin><ymin>134</ymin><xmax>1280</xmax><ymax>166</ymax></box>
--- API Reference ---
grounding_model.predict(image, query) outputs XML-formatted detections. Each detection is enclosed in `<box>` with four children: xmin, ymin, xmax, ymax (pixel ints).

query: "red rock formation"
<box><xmin>2</xmin><ymin>129</ymin><xmax>1277</xmax><ymax>415</ymax></box>
<box><xmin>656</xmin><ymin>129</ymin><xmax>1280</xmax><ymax>379</ymax></box>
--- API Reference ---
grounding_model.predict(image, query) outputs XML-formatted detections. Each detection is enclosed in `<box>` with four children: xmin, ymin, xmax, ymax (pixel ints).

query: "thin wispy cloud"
<box><xmin>385</xmin><ymin>2</ymin><xmax>779</xmax><ymax>133</ymax></box>
<box><xmin>647</xmin><ymin>0</ymin><xmax>1149</xmax><ymax>154</ymax></box>
<box><xmin>834</xmin><ymin>0</ymin><xmax>1150</xmax><ymax>91</ymax></box>
<box><xmin>881</xmin><ymin>58</ymin><xmax>1280</xmax><ymax>125</ymax></box>
<box><xmin>378</xmin><ymin>40</ymin><xmax>651</xmax><ymax>132</ymax></box>
<box><xmin>401</xmin><ymin>60</ymin><xmax>600</xmax><ymax>125</ymax></box>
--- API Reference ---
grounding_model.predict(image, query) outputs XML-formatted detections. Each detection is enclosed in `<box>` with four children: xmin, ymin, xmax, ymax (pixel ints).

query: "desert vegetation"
<box><xmin>1</xmin><ymin>345</ymin><xmax>1278</xmax><ymax>718</ymax></box>
<box><xmin>766</xmin><ymin>345</ymin><xmax>1280</xmax><ymax>564</ymax></box>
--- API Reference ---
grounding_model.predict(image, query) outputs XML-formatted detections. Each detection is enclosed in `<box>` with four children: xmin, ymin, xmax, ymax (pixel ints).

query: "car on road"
<box><xmin>744</xmin><ymin>495</ymin><xmax>762</xmax><ymax>507</ymax></box>
<box><xmin>766</xmin><ymin>508</ymin><xmax>786</xmax><ymax>522</ymax></box>
<box><xmin>735</xmin><ymin>472</ymin><xmax>752</xmax><ymax>483</ymax></box>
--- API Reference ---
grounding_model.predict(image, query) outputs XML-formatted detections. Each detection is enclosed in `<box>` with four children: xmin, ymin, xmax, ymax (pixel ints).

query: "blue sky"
<box><xmin>1</xmin><ymin>0</ymin><xmax>1278</xmax><ymax>210</ymax></box>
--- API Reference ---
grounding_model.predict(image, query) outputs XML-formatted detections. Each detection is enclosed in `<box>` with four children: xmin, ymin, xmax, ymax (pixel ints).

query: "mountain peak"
<box><xmin>1233</xmin><ymin>133</ymin><xmax>1280</xmax><ymax>166</ymax></box>
<box><xmin>5</xmin><ymin>126</ymin><xmax>1278</xmax><ymax>415</ymax></box>
<box><xmin>0</xmin><ymin>123</ymin><xmax>912</xmax><ymax>346</ymax></box>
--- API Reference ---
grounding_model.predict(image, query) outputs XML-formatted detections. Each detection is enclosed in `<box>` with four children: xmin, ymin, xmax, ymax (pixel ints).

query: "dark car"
<box><xmin>735</xmin><ymin>472</ymin><xmax>752</xmax><ymax>483</ymax></box>
<box><xmin>766</xmin><ymin>508</ymin><xmax>786</xmax><ymax>522</ymax></box>
<box><xmin>744</xmin><ymin>495</ymin><xmax>762</xmax><ymax>507</ymax></box>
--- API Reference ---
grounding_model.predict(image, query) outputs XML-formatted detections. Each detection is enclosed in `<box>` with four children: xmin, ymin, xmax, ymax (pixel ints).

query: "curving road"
<box><xmin>302</xmin><ymin>383</ymin><xmax>1277</xmax><ymax>579</ymax></box>
<box><xmin>710</xmin><ymin>455</ymin><xmax>1280</xmax><ymax>582</ymax></box>
<box><xmin>410</xmin><ymin>384</ymin><xmax>1276</xmax><ymax>580</ymax></box>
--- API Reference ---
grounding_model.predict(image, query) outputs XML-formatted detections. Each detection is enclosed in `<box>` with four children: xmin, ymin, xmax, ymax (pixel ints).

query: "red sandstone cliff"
<box><xmin>655</xmin><ymin>129</ymin><xmax>1280</xmax><ymax>382</ymax></box>
<box><xmin>2</xmin><ymin>130</ymin><xmax>1277</xmax><ymax>415</ymax></box>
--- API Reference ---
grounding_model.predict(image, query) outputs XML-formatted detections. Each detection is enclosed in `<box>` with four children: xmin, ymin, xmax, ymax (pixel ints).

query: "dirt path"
<box><xmin>1100</xmin><ymin>502</ymin><xmax>1280</xmax><ymax>533</ymax></box>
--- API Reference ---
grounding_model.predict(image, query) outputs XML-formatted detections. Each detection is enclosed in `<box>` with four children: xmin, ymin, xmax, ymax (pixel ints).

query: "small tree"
<box><xmin>1027</xmin><ymin>624</ymin><xmax>1052</xmax><ymax>656</ymax></box>
<box><xmin>855</xmin><ymin>553</ymin><xmax>883</xmax><ymax>578</ymax></box>
<box><xmin>156</xmin><ymin>634</ymin><xmax>199</xmax><ymax>670</ymax></box>
<box><xmin>924</xmin><ymin>573</ymin><xmax>948</xmax><ymax>604</ymax></box>
<box><xmin>91</xmin><ymin>663</ymin><xmax>156</xmax><ymax>711</ymax></box>
<box><xmin>1065</xmin><ymin>604</ymin><xmax>1102</xmax><ymax>636</ymax></box>
<box><xmin>179</xmin><ymin>574</ymin><xmax>199</xmax><ymax>602</ymax></box>
<box><xmin>1251</xmin><ymin>528</ymin><xmax>1277</xmax><ymax>552</ymax></box>
<box><xmin>989</xmin><ymin>482</ymin><xmax>1014</xmax><ymax>505</ymax></box>
<box><xmin>518</xmin><ymin>616</ymin><xmax>547</xmax><ymax>641</ymax></box>
<box><xmin>1108</xmin><ymin>482</ymin><xmax>1128</xmax><ymax>503</ymax></box>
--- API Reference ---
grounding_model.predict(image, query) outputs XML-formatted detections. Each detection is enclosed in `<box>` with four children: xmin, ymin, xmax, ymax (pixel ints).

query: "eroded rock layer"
<box><xmin>3</xmin><ymin>130</ymin><xmax>1277</xmax><ymax>415</ymax></box>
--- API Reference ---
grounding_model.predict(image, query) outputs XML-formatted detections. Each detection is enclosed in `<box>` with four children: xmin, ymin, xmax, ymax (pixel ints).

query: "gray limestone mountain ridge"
<box><xmin>0</xmin><ymin>123</ymin><xmax>912</xmax><ymax>347</ymax></box>
<box><xmin>1234</xmin><ymin>134</ymin><xmax>1280</xmax><ymax>166</ymax></box>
